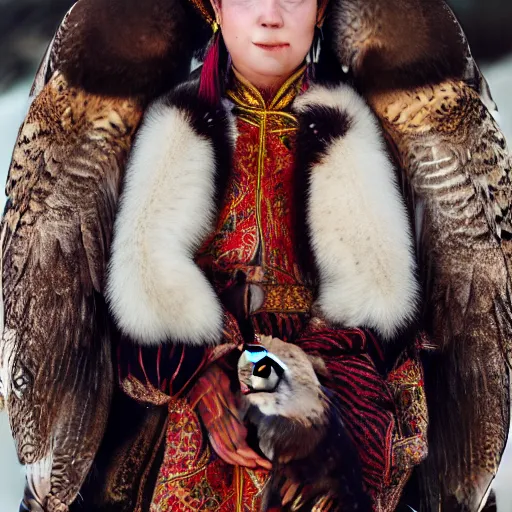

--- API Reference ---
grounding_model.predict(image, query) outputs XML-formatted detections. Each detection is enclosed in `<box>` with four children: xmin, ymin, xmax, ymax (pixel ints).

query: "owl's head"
<box><xmin>238</xmin><ymin>343</ymin><xmax>287</xmax><ymax>394</ymax></box>
<box><xmin>237</xmin><ymin>336</ymin><xmax>328</xmax><ymax>424</ymax></box>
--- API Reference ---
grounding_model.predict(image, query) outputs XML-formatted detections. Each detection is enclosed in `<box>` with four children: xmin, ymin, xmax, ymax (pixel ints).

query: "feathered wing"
<box><xmin>327</xmin><ymin>0</ymin><xmax>512</xmax><ymax>509</ymax></box>
<box><xmin>0</xmin><ymin>0</ymin><xmax>197</xmax><ymax>509</ymax></box>
<box><xmin>372</xmin><ymin>75</ymin><xmax>512</xmax><ymax>511</ymax></box>
<box><xmin>0</xmin><ymin>71</ymin><xmax>142</xmax><ymax>511</ymax></box>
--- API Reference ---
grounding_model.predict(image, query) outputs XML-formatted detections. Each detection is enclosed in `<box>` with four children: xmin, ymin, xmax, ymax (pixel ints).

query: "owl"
<box><xmin>327</xmin><ymin>0</ymin><xmax>512</xmax><ymax>508</ymax></box>
<box><xmin>0</xmin><ymin>0</ymin><xmax>198</xmax><ymax>509</ymax></box>
<box><xmin>237</xmin><ymin>335</ymin><xmax>372</xmax><ymax>512</ymax></box>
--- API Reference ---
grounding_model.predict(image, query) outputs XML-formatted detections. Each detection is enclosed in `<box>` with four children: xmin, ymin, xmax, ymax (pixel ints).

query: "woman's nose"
<box><xmin>258</xmin><ymin>0</ymin><xmax>284</xmax><ymax>28</ymax></box>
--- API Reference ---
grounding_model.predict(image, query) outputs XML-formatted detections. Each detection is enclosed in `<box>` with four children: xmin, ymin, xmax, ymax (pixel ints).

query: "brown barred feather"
<box><xmin>1</xmin><ymin>71</ymin><xmax>143</xmax><ymax>511</ymax></box>
<box><xmin>327</xmin><ymin>0</ymin><xmax>512</xmax><ymax>509</ymax></box>
<box><xmin>0</xmin><ymin>0</ymin><xmax>198</xmax><ymax>512</ymax></box>
<box><xmin>369</xmin><ymin>80</ymin><xmax>512</xmax><ymax>510</ymax></box>
<box><xmin>0</xmin><ymin>0</ymin><xmax>196</xmax><ymax>509</ymax></box>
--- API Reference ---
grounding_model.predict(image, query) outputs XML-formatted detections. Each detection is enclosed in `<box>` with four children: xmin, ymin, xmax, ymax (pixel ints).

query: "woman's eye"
<box><xmin>280</xmin><ymin>0</ymin><xmax>304</xmax><ymax>6</ymax></box>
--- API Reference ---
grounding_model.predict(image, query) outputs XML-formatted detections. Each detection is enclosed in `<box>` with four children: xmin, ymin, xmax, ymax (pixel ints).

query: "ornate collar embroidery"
<box><xmin>225</xmin><ymin>64</ymin><xmax>307</xmax><ymax>129</ymax></box>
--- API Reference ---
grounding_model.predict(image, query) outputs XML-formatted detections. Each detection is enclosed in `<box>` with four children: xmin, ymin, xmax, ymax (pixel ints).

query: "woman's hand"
<box><xmin>188</xmin><ymin>363</ymin><xmax>272</xmax><ymax>470</ymax></box>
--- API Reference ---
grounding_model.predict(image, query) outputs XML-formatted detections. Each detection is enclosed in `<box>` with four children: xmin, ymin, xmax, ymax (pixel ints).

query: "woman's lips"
<box><xmin>254</xmin><ymin>42</ymin><xmax>289</xmax><ymax>51</ymax></box>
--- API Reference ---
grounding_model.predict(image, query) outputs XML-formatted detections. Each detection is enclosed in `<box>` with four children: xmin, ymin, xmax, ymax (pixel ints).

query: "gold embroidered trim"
<box><xmin>251</xmin><ymin>283</ymin><xmax>313</xmax><ymax>314</ymax></box>
<box><xmin>226</xmin><ymin>64</ymin><xmax>305</xmax><ymax>128</ymax></box>
<box><xmin>225</xmin><ymin>65</ymin><xmax>306</xmax><ymax>266</ymax></box>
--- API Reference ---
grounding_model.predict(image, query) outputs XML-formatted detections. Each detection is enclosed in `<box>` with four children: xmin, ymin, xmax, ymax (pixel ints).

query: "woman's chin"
<box><xmin>241</xmin><ymin>61</ymin><xmax>298</xmax><ymax>86</ymax></box>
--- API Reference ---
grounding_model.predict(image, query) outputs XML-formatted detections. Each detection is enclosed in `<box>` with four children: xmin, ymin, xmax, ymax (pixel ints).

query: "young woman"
<box><xmin>3</xmin><ymin>0</ymin><xmax>509</xmax><ymax>511</ymax></box>
<box><xmin>101</xmin><ymin>0</ymin><xmax>428</xmax><ymax>508</ymax></box>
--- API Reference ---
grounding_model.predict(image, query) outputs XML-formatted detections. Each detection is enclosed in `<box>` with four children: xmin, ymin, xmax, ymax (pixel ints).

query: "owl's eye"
<box><xmin>254</xmin><ymin>362</ymin><xmax>271</xmax><ymax>379</ymax></box>
<box><xmin>14</xmin><ymin>376</ymin><xmax>28</xmax><ymax>392</ymax></box>
<box><xmin>11</xmin><ymin>362</ymin><xmax>32</xmax><ymax>398</ymax></box>
<box><xmin>249</xmin><ymin>356</ymin><xmax>285</xmax><ymax>393</ymax></box>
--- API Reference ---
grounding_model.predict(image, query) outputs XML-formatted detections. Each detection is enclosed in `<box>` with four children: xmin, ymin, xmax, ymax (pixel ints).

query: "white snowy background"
<box><xmin>0</xmin><ymin>49</ymin><xmax>510</xmax><ymax>512</ymax></box>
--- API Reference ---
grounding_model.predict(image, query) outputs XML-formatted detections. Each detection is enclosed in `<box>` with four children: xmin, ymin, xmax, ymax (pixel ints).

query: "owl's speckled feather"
<box><xmin>0</xmin><ymin>0</ymin><xmax>196</xmax><ymax>509</ymax></box>
<box><xmin>1</xmin><ymin>71</ymin><xmax>142</xmax><ymax>511</ymax></box>
<box><xmin>328</xmin><ymin>0</ymin><xmax>512</xmax><ymax>508</ymax></box>
<box><xmin>371</xmin><ymin>79</ymin><xmax>512</xmax><ymax>508</ymax></box>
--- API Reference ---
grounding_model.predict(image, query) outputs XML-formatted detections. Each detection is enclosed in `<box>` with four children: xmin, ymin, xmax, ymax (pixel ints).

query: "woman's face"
<box><xmin>213</xmin><ymin>0</ymin><xmax>318</xmax><ymax>91</ymax></box>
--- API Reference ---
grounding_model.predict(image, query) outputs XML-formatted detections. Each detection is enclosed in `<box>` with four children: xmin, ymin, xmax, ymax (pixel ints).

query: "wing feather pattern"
<box><xmin>0</xmin><ymin>0</ymin><xmax>195</xmax><ymax>508</ymax></box>
<box><xmin>327</xmin><ymin>0</ymin><xmax>512</xmax><ymax>508</ymax></box>
<box><xmin>0</xmin><ymin>71</ymin><xmax>143</xmax><ymax>510</ymax></box>
<box><xmin>369</xmin><ymin>81</ymin><xmax>512</xmax><ymax>509</ymax></box>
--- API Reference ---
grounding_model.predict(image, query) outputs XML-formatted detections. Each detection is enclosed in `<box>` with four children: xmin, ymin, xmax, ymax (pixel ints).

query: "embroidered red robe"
<box><xmin>113</xmin><ymin>67</ymin><xmax>428</xmax><ymax>512</ymax></box>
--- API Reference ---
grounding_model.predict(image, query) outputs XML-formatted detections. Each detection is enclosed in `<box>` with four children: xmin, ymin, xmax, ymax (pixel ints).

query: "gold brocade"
<box><xmin>197</xmin><ymin>65</ymin><xmax>313</xmax><ymax>316</ymax></box>
<box><xmin>225</xmin><ymin>65</ymin><xmax>305</xmax><ymax>129</ymax></box>
<box><xmin>150</xmin><ymin>399</ymin><xmax>268</xmax><ymax>511</ymax></box>
<box><xmin>253</xmin><ymin>283</ymin><xmax>314</xmax><ymax>314</ymax></box>
<box><xmin>120</xmin><ymin>375</ymin><xmax>171</xmax><ymax>407</ymax></box>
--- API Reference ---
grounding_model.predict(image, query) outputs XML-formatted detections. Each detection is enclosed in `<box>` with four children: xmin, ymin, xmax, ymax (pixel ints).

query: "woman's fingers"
<box><xmin>236</xmin><ymin>446</ymin><xmax>272</xmax><ymax>469</ymax></box>
<box><xmin>209</xmin><ymin>428</ymin><xmax>272</xmax><ymax>469</ymax></box>
<box><xmin>209</xmin><ymin>433</ymin><xmax>257</xmax><ymax>467</ymax></box>
<box><xmin>210</xmin><ymin>417</ymin><xmax>272</xmax><ymax>468</ymax></box>
<box><xmin>191</xmin><ymin>363</ymin><xmax>272</xmax><ymax>469</ymax></box>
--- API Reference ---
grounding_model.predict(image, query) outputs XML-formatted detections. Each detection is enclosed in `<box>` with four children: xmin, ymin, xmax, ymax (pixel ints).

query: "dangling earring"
<box><xmin>313</xmin><ymin>25</ymin><xmax>323</xmax><ymax>65</ymax></box>
<box><xmin>306</xmin><ymin>25</ymin><xmax>323</xmax><ymax>82</ymax></box>
<box><xmin>199</xmin><ymin>20</ymin><xmax>221</xmax><ymax>105</ymax></box>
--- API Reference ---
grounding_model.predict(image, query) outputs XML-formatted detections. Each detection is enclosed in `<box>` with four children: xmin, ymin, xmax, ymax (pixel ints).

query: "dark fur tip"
<box><xmin>291</xmin><ymin>100</ymin><xmax>351</xmax><ymax>282</ymax></box>
<box><xmin>296</xmin><ymin>103</ymin><xmax>352</xmax><ymax>168</ymax></box>
<box><xmin>326</xmin><ymin>0</ymin><xmax>469</xmax><ymax>92</ymax></box>
<box><xmin>163</xmin><ymin>81</ymin><xmax>230</xmax><ymax>140</ymax></box>
<box><xmin>54</xmin><ymin>0</ymin><xmax>206</xmax><ymax>98</ymax></box>
<box><xmin>162</xmin><ymin>81</ymin><xmax>233</xmax><ymax>205</ymax></box>
<box><xmin>163</xmin><ymin>80</ymin><xmax>232</xmax><ymax>149</ymax></box>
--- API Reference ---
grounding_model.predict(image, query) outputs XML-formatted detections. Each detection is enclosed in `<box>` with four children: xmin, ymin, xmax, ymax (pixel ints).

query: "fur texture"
<box><xmin>294</xmin><ymin>84</ymin><xmax>419</xmax><ymax>339</ymax></box>
<box><xmin>107</xmin><ymin>86</ymin><xmax>233</xmax><ymax>346</ymax></box>
<box><xmin>108</xmin><ymin>82</ymin><xmax>418</xmax><ymax>345</ymax></box>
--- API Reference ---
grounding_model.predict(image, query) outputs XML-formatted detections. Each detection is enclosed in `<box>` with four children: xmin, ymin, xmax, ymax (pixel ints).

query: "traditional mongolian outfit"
<box><xmin>2</xmin><ymin>0</ymin><xmax>511</xmax><ymax>511</ymax></box>
<box><xmin>79</xmin><ymin>64</ymin><xmax>428</xmax><ymax>511</ymax></box>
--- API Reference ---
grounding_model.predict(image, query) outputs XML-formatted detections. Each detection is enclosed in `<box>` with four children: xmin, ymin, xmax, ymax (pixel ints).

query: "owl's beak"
<box><xmin>240</xmin><ymin>382</ymin><xmax>251</xmax><ymax>395</ymax></box>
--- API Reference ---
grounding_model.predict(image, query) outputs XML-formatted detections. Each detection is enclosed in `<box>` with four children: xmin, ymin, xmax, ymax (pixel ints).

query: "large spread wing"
<box><xmin>370</xmin><ymin>77</ymin><xmax>512</xmax><ymax>511</ymax></box>
<box><xmin>327</xmin><ymin>0</ymin><xmax>512</xmax><ymax>509</ymax></box>
<box><xmin>0</xmin><ymin>0</ymin><xmax>197</xmax><ymax>508</ymax></box>
<box><xmin>0</xmin><ymin>70</ymin><xmax>143</xmax><ymax>510</ymax></box>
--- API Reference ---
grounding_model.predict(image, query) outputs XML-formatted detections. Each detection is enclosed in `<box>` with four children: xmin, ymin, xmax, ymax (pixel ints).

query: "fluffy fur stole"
<box><xmin>107</xmin><ymin>82</ymin><xmax>419</xmax><ymax>346</ymax></box>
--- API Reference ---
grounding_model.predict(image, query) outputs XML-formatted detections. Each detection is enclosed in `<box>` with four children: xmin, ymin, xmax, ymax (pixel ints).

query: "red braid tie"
<box><xmin>199</xmin><ymin>27</ymin><xmax>221</xmax><ymax>105</ymax></box>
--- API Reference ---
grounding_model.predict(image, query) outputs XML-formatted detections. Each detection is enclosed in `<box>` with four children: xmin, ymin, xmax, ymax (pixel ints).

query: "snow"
<box><xmin>0</xmin><ymin>57</ymin><xmax>511</xmax><ymax>509</ymax></box>
<box><xmin>0</xmin><ymin>81</ymin><xmax>30</xmax><ymax>197</ymax></box>
<box><xmin>485</xmin><ymin>54</ymin><xmax>512</xmax><ymax>143</ymax></box>
<box><xmin>0</xmin><ymin>81</ymin><xmax>30</xmax><ymax>511</ymax></box>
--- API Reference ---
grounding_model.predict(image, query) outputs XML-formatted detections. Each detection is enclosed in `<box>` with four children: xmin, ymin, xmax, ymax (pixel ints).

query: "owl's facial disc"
<box><xmin>239</xmin><ymin>345</ymin><xmax>287</xmax><ymax>394</ymax></box>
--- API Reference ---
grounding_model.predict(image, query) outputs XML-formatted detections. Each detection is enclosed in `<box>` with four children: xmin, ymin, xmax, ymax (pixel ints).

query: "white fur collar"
<box><xmin>106</xmin><ymin>94</ymin><xmax>228</xmax><ymax>345</ymax></box>
<box><xmin>107</xmin><ymin>83</ymin><xmax>419</xmax><ymax>345</ymax></box>
<box><xmin>294</xmin><ymin>84</ymin><xmax>419</xmax><ymax>339</ymax></box>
